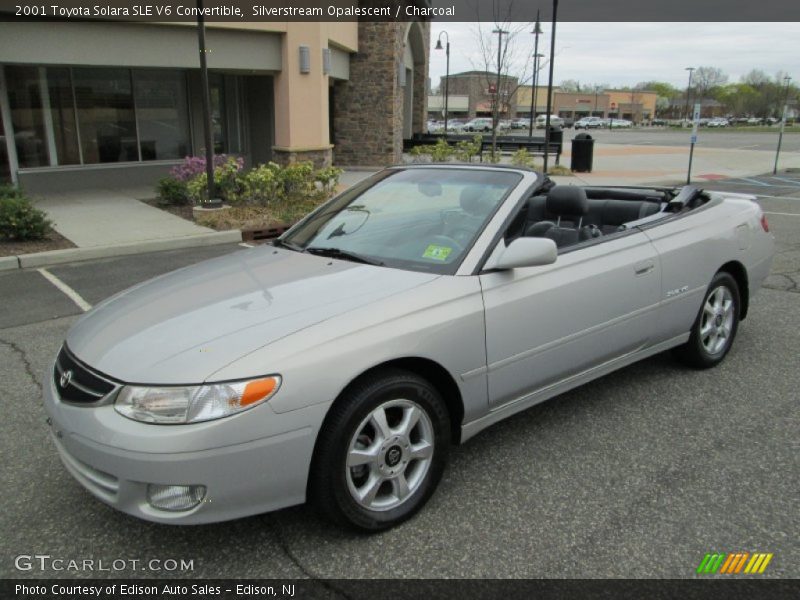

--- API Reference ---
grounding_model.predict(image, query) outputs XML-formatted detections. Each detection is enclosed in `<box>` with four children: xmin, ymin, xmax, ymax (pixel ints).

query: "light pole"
<box><xmin>492</xmin><ymin>28</ymin><xmax>509</xmax><ymax>158</ymax></box>
<box><xmin>196</xmin><ymin>0</ymin><xmax>219</xmax><ymax>205</ymax></box>
<box><xmin>684</xmin><ymin>67</ymin><xmax>695</xmax><ymax>124</ymax></box>
<box><xmin>528</xmin><ymin>12</ymin><xmax>543</xmax><ymax>137</ymax></box>
<box><xmin>593</xmin><ymin>85</ymin><xmax>604</xmax><ymax>115</ymax></box>
<box><xmin>774</xmin><ymin>75</ymin><xmax>792</xmax><ymax>174</ymax></box>
<box><xmin>543</xmin><ymin>0</ymin><xmax>558</xmax><ymax>172</ymax></box>
<box><xmin>434</xmin><ymin>31</ymin><xmax>450</xmax><ymax>136</ymax></box>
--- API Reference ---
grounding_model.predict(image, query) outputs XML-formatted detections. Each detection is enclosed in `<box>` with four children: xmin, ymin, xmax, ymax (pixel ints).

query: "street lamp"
<box><xmin>593</xmin><ymin>84</ymin><xmax>604</xmax><ymax>115</ymax></box>
<box><xmin>434</xmin><ymin>31</ymin><xmax>450</xmax><ymax>136</ymax></box>
<box><xmin>543</xmin><ymin>0</ymin><xmax>559</xmax><ymax>172</ymax></box>
<box><xmin>684</xmin><ymin>67</ymin><xmax>695</xmax><ymax>124</ymax></box>
<box><xmin>528</xmin><ymin>12</ymin><xmax>543</xmax><ymax>137</ymax></box>
<box><xmin>196</xmin><ymin>0</ymin><xmax>220</xmax><ymax>205</ymax></box>
<box><xmin>774</xmin><ymin>75</ymin><xmax>793</xmax><ymax>174</ymax></box>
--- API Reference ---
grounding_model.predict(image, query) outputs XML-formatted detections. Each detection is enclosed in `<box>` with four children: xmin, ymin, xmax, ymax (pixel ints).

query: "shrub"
<box><xmin>0</xmin><ymin>189</ymin><xmax>52</xmax><ymax>241</ymax></box>
<box><xmin>169</xmin><ymin>154</ymin><xmax>242</xmax><ymax>183</ymax></box>
<box><xmin>510</xmin><ymin>148</ymin><xmax>536</xmax><ymax>168</ymax></box>
<box><xmin>314</xmin><ymin>166</ymin><xmax>344</xmax><ymax>197</ymax></box>
<box><xmin>281</xmin><ymin>161</ymin><xmax>315</xmax><ymax>201</ymax></box>
<box><xmin>241</xmin><ymin>162</ymin><xmax>282</xmax><ymax>206</ymax></box>
<box><xmin>156</xmin><ymin>177</ymin><xmax>189</xmax><ymax>205</ymax></box>
<box><xmin>183</xmin><ymin>156</ymin><xmax>245</xmax><ymax>205</ymax></box>
<box><xmin>409</xmin><ymin>138</ymin><xmax>453</xmax><ymax>163</ymax></box>
<box><xmin>453</xmin><ymin>135</ymin><xmax>483</xmax><ymax>162</ymax></box>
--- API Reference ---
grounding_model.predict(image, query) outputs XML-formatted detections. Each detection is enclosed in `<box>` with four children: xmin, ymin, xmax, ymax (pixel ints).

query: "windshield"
<box><xmin>283</xmin><ymin>168</ymin><xmax>523</xmax><ymax>274</ymax></box>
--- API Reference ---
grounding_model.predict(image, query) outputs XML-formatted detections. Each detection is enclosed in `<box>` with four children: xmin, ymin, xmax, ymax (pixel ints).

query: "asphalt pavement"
<box><xmin>0</xmin><ymin>174</ymin><xmax>798</xmax><ymax>580</ymax></box>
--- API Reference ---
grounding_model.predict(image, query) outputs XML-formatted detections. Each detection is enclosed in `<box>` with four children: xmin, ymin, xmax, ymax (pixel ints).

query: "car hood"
<box><xmin>66</xmin><ymin>247</ymin><xmax>439</xmax><ymax>384</ymax></box>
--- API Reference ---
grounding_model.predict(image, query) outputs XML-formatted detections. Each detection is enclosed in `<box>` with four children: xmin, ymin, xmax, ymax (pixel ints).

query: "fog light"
<box><xmin>146</xmin><ymin>484</ymin><xmax>206</xmax><ymax>512</ymax></box>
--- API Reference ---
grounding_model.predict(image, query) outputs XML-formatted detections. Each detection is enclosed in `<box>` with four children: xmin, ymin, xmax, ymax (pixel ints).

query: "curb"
<box><xmin>7</xmin><ymin>230</ymin><xmax>242</xmax><ymax>270</ymax></box>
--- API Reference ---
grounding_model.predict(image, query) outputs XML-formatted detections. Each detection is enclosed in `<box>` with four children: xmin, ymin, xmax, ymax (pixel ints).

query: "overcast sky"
<box><xmin>428</xmin><ymin>22</ymin><xmax>800</xmax><ymax>90</ymax></box>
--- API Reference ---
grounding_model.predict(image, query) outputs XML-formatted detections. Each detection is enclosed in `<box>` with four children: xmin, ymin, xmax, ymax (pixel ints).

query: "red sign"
<box><xmin>488</xmin><ymin>83</ymin><xmax>497</xmax><ymax>94</ymax></box>
<box><xmin>611</xmin><ymin>102</ymin><xmax>616</xmax><ymax>108</ymax></box>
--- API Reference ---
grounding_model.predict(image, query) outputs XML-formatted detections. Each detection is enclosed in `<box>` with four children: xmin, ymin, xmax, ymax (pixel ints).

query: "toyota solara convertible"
<box><xmin>44</xmin><ymin>165</ymin><xmax>774</xmax><ymax>530</ymax></box>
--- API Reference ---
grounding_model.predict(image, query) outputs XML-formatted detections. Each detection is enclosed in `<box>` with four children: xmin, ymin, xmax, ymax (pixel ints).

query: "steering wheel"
<box><xmin>427</xmin><ymin>235</ymin><xmax>465</xmax><ymax>256</ymax></box>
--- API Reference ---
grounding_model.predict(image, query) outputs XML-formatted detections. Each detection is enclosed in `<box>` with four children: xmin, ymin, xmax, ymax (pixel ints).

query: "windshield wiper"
<box><xmin>273</xmin><ymin>238</ymin><xmax>303</xmax><ymax>252</ymax></box>
<box><xmin>305</xmin><ymin>247</ymin><xmax>384</xmax><ymax>266</ymax></box>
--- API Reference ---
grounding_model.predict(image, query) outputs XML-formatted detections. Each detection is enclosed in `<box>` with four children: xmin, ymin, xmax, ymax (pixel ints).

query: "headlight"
<box><xmin>114</xmin><ymin>376</ymin><xmax>281</xmax><ymax>424</ymax></box>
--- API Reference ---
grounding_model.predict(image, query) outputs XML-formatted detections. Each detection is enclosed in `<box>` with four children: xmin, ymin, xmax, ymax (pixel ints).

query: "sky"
<box><xmin>428</xmin><ymin>22</ymin><xmax>800</xmax><ymax>90</ymax></box>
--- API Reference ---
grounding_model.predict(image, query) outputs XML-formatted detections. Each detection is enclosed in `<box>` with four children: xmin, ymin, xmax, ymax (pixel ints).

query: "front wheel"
<box><xmin>309</xmin><ymin>369</ymin><xmax>450</xmax><ymax>531</ymax></box>
<box><xmin>673</xmin><ymin>272</ymin><xmax>740</xmax><ymax>368</ymax></box>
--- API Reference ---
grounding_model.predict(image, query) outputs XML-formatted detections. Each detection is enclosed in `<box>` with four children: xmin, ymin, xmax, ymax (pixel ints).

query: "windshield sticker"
<box><xmin>423</xmin><ymin>244</ymin><xmax>453</xmax><ymax>261</ymax></box>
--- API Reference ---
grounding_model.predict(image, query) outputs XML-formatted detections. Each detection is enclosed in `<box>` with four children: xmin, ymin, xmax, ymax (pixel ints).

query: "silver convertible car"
<box><xmin>44</xmin><ymin>165</ymin><xmax>774</xmax><ymax>530</ymax></box>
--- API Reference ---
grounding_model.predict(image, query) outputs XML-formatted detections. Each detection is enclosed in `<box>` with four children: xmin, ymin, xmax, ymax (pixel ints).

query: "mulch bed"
<box><xmin>141</xmin><ymin>198</ymin><xmax>194</xmax><ymax>221</ymax></box>
<box><xmin>0</xmin><ymin>229</ymin><xmax>76</xmax><ymax>258</ymax></box>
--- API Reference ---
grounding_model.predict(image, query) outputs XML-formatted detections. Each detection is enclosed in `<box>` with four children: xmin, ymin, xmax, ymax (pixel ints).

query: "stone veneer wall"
<box><xmin>333</xmin><ymin>21</ymin><xmax>429</xmax><ymax>166</ymax></box>
<box><xmin>272</xmin><ymin>147</ymin><xmax>332</xmax><ymax>169</ymax></box>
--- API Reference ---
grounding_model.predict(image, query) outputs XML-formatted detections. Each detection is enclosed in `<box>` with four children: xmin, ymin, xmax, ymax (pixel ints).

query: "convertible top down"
<box><xmin>44</xmin><ymin>165</ymin><xmax>774</xmax><ymax>530</ymax></box>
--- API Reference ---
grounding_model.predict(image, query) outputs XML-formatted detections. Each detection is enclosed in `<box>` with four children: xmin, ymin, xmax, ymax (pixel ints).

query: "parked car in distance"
<box><xmin>511</xmin><ymin>118</ymin><xmax>530</xmax><ymax>129</ymax></box>
<box><xmin>574</xmin><ymin>116</ymin><xmax>604</xmax><ymax>130</ymax></box>
<box><xmin>45</xmin><ymin>166</ymin><xmax>776</xmax><ymax>532</ymax></box>
<box><xmin>464</xmin><ymin>117</ymin><xmax>493</xmax><ymax>132</ymax></box>
<box><xmin>535</xmin><ymin>114</ymin><xmax>564</xmax><ymax>128</ymax></box>
<box><xmin>498</xmin><ymin>119</ymin><xmax>512</xmax><ymax>131</ymax></box>
<box><xmin>706</xmin><ymin>118</ymin><xmax>729</xmax><ymax>128</ymax></box>
<box><xmin>747</xmin><ymin>117</ymin><xmax>763</xmax><ymax>125</ymax></box>
<box><xmin>427</xmin><ymin>120</ymin><xmax>444</xmax><ymax>133</ymax></box>
<box><xmin>651</xmin><ymin>118</ymin><xmax>668</xmax><ymax>126</ymax></box>
<box><xmin>609</xmin><ymin>118</ymin><xmax>633</xmax><ymax>128</ymax></box>
<box><xmin>446</xmin><ymin>120</ymin><xmax>467</xmax><ymax>133</ymax></box>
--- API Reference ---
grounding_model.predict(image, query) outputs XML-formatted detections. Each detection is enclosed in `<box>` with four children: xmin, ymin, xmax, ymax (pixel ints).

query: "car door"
<box><xmin>479</xmin><ymin>231</ymin><xmax>661</xmax><ymax>408</ymax></box>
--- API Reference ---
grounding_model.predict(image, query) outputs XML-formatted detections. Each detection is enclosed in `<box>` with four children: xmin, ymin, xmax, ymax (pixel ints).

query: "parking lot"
<box><xmin>1</xmin><ymin>172</ymin><xmax>798</xmax><ymax>580</ymax></box>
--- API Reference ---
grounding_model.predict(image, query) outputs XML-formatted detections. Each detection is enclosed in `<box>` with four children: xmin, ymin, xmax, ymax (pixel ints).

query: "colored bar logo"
<box><xmin>697</xmin><ymin>552</ymin><xmax>773</xmax><ymax>574</ymax></box>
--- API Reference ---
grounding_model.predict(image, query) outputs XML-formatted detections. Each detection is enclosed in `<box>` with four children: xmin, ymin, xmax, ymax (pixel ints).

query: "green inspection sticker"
<box><xmin>422</xmin><ymin>244</ymin><xmax>453</xmax><ymax>261</ymax></box>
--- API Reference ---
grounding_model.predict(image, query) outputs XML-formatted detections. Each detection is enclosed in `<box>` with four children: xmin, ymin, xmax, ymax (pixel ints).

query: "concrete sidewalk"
<box><xmin>558</xmin><ymin>143</ymin><xmax>800</xmax><ymax>186</ymax></box>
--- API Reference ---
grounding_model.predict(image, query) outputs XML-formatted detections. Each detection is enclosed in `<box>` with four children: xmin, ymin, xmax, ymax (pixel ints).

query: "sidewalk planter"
<box><xmin>192</xmin><ymin>204</ymin><xmax>232</xmax><ymax>220</ymax></box>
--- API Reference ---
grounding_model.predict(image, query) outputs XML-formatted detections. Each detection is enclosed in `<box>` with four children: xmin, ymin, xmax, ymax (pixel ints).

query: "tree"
<box><xmin>693</xmin><ymin>66</ymin><xmax>728</xmax><ymax>102</ymax></box>
<box><xmin>471</xmin><ymin>18</ymin><xmax>536</xmax><ymax>159</ymax></box>
<box><xmin>559</xmin><ymin>79</ymin><xmax>581</xmax><ymax>93</ymax></box>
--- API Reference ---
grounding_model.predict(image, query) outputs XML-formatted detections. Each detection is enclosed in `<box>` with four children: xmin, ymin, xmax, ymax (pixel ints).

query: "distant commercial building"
<box><xmin>0</xmin><ymin>18</ymin><xmax>429</xmax><ymax>192</ymax></box>
<box><xmin>439</xmin><ymin>71</ymin><xmax>520</xmax><ymax>119</ymax></box>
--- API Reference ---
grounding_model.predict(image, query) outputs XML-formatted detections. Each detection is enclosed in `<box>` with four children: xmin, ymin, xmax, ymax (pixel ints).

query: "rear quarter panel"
<box><xmin>641</xmin><ymin>195</ymin><xmax>773</xmax><ymax>342</ymax></box>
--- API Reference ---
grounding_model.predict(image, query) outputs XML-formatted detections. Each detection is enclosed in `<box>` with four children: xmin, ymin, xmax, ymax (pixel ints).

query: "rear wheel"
<box><xmin>673</xmin><ymin>272</ymin><xmax>740</xmax><ymax>368</ymax></box>
<box><xmin>309</xmin><ymin>369</ymin><xmax>450</xmax><ymax>531</ymax></box>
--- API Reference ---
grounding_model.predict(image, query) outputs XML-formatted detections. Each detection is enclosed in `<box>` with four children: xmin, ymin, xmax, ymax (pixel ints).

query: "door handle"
<box><xmin>634</xmin><ymin>260</ymin><xmax>655</xmax><ymax>275</ymax></box>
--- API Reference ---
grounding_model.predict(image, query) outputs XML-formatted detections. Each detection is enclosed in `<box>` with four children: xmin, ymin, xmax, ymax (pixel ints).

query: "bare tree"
<box><xmin>693</xmin><ymin>66</ymin><xmax>729</xmax><ymax>102</ymax></box>
<box><xmin>470</xmin><ymin>14</ymin><xmax>535</xmax><ymax>159</ymax></box>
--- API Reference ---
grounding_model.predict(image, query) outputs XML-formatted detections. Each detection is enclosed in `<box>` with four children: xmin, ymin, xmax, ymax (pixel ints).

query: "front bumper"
<box><xmin>43</xmin><ymin>366</ymin><xmax>328</xmax><ymax>525</ymax></box>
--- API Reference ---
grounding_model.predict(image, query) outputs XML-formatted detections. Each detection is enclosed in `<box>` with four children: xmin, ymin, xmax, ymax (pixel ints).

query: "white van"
<box><xmin>535</xmin><ymin>114</ymin><xmax>564</xmax><ymax>128</ymax></box>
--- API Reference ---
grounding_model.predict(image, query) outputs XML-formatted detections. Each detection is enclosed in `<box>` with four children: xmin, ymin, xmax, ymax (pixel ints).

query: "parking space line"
<box><xmin>764</xmin><ymin>212</ymin><xmax>800</xmax><ymax>217</ymax></box>
<box><xmin>239</xmin><ymin>242</ymin><xmax>255</xmax><ymax>248</ymax></box>
<box><xmin>769</xmin><ymin>177</ymin><xmax>800</xmax><ymax>187</ymax></box>
<box><xmin>37</xmin><ymin>268</ymin><xmax>92</xmax><ymax>312</ymax></box>
<box><xmin>737</xmin><ymin>177</ymin><xmax>772</xmax><ymax>187</ymax></box>
<box><xmin>756</xmin><ymin>194</ymin><xmax>800</xmax><ymax>200</ymax></box>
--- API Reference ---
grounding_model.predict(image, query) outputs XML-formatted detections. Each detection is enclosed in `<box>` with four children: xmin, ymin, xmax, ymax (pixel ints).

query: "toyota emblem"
<box><xmin>60</xmin><ymin>370</ymin><xmax>73</xmax><ymax>388</ymax></box>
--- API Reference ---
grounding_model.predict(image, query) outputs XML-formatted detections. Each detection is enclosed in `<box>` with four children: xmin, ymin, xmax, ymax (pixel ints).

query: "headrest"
<box><xmin>546</xmin><ymin>186</ymin><xmax>588</xmax><ymax>217</ymax></box>
<box><xmin>460</xmin><ymin>187</ymin><xmax>493</xmax><ymax>216</ymax></box>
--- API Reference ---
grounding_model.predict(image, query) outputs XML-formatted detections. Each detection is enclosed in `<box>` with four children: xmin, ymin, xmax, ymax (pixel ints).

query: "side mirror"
<box><xmin>485</xmin><ymin>237</ymin><xmax>557</xmax><ymax>270</ymax></box>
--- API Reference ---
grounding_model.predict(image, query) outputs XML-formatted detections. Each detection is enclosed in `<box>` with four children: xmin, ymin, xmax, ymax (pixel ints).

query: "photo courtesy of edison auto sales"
<box><xmin>0</xmin><ymin>0</ymin><xmax>798</xmax><ymax>598</ymax></box>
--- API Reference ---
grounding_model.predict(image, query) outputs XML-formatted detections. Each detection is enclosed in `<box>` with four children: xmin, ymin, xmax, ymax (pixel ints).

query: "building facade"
<box><xmin>439</xmin><ymin>71</ymin><xmax>519</xmax><ymax>119</ymax></box>
<box><xmin>0</xmin><ymin>19</ymin><xmax>428</xmax><ymax>192</ymax></box>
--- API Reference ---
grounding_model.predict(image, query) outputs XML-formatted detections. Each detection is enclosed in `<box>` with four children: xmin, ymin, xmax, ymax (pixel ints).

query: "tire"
<box><xmin>673</xmin><ymin>272</ymin><xmax>740</xmax><ymax>369</ymax></box>
<box><xmin>308</xmin><ymin>369</ymin><xmax>450</xmax><ymax>531</ymax></box>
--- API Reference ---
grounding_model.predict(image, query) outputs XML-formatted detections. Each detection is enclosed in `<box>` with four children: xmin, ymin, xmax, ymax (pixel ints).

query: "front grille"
<box><xmin>53</xmin><ymin>345</ymin><xmax>117</xmax><ymax>404</ymax></box>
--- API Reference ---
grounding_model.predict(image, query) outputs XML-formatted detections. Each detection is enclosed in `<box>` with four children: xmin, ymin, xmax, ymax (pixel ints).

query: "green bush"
<box><xmin>156</xmin><ymin>177</ymin><xmax>189</xmax><ymax>205</ymax></box>
<box><xmin>453</xmin><ymin>135</ymin><xmax>483</xmax><ymax>162</ymax></box>
<box><xmin>241</xmin><ymin>162</ymin><xmax>283</xmax><ymax>206</ymax></box>
<box><xmin>510</xmin><ymin>148</ymin><xmax>536</xmax><ymax>168</ymax></box>
<box><xmin>314</xmin><ymin>166</ymin><xmax>344</xmax><ymax>196</ymax></box>
<box><xmin>0</xmin><ymin>189</ymin><xmax>52</xmax><ymax>241</ymax></box>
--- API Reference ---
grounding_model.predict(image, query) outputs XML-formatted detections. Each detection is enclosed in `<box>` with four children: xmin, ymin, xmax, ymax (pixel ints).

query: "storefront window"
<box><xmin>5</xmin><ymin>65</ymin><xmax>48</xmax><ymax>168</ymax></box>
<box><xmin>47</xmin><ymin>68</ymin><xmax>81</xmax><ymax>165</ymax></box>
<box><xmin>73</xmin><ymin>68</ymin><xmax>137</xmax><ymax>163</ymax></box>
<box><xmin>133</xmin><ymin>70</ymin><xmax>191</xmax><ymax>160</ymax></box>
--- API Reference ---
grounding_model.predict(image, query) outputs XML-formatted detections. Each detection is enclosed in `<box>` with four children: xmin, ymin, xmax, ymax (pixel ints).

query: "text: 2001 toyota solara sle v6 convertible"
<box><xmin>44</xmin><ymin>165</ymin><xmax>774</xmax><ymax>530</ymax></box>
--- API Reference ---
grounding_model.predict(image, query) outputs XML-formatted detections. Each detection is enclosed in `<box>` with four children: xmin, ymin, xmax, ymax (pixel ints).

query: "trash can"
<box><xmin>571</xmin><ymin>133</ymin><xmax>595</xmax><ymax>172</ymax></box>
